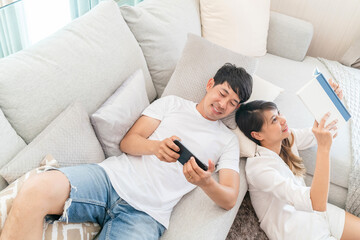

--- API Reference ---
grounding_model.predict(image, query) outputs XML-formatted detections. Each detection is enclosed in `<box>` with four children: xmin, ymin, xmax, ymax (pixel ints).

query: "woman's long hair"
<box><xmin>236</xmin><ymin>100</ymin><xmax>306</xmax><ymax>177</ymax></box>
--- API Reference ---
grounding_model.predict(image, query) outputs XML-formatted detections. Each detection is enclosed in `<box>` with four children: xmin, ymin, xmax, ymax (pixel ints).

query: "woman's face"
<box><xmin>252</xmin><ymin>108</ymin><xmax>290</xmax><ymax>144</ymax></box>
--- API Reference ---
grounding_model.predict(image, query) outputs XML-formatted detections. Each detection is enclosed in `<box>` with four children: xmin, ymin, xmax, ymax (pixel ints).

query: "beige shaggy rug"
<box><xmin>226</xmin><ymin>192</ymin><xmax>268</xmax><ymax>240</ymax></box>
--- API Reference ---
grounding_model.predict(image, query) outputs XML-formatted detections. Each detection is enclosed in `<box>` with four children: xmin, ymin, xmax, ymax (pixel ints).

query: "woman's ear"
<box><xmin>251</xmin><ymin>131</ymin><xmax>264</xmax><ymax>141</ymax></box>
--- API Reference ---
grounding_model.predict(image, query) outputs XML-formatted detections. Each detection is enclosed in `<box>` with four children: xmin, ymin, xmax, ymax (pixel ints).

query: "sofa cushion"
<box><xmin>161</xmin><ymin>34</ymin><xmax>258</xmax><ymax>130</ymax></box>
<box><xmin>256</xmin><ymin>53</ymin><xmax>352</xmax><ymax>207</ymax></box>
<box><xmin>0</xmin><ymin>155</ymin><xmax>101</xmax><ymax>238</ymax></box>
<box><xmin>0</xmin><ymin>0</ymin><xmax>156</xmax><ymax>143</ymax></box>
<box><xmin>200</xmin><ymin>0</ymin><xmax>270</xmax><ymax>57</ymax></box>
<box><xmin>91</xmin><ymin>69</ymin><xmax>149</xmax><ymax>158</ymax></box>
<box><xmin>120</xmin><ymin>0</ymin><xmax>201</xmax><ymax>96</ymax></box>
<box><xmin>0</xmin><ymin>109</ymin><xmax>27</xmax><ymax>190</ymax></box>
<box><xmin>0</xmin><ymin>102</ymin><xmax>105</xmax><ymax>184</ymax></box>
<box><xmin>267</xmin><ymin>12</ymin><xmax>313</xmax><ymax>61</ymax></box>
<box><xmin>161</xmin><ymin>158</ymin><xmax>247</xmax><ymax>240</ymax></box>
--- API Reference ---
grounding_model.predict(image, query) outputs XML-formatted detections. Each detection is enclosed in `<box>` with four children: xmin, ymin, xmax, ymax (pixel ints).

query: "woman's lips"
<box><xmin>282</xmin><ymin>126</ymin><xmax>288</xmax><ymax>132</ymax></box>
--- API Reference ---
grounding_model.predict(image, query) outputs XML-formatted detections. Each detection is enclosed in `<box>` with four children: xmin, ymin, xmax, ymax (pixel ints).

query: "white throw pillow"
<box><xmin>0</xmin><ymin>102</ymin><xmax>105</xmax><ymax>184</ymax></box>
<box><xmin>247</xmin><ymin>75</ymin><xmax>284</xmax><ymax>102</ymax></box>
<box><xmin>201</xmin><ymin>0</ymin><xmax>270</xmax><ymax>57</ymax></box>
<box><xmin>91</xmin><ymin>69</ymin><xmax>150</xmax><ymax>158</ymax></box>
<box><xmin>233</xmin><ymin>75</ymin><xmax>283</xmax><ymax>158</ymax></box>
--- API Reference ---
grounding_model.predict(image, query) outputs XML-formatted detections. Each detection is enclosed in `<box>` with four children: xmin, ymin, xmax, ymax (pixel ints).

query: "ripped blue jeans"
<box><xmin>45</xmin><ymin>164</ymin><xmax>165</xmax><ymax>240</ymax></box>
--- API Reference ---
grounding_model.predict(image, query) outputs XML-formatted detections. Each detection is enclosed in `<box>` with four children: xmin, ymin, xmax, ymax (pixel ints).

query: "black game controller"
<box><xmin>173</xmin><ymin>140</ymin><xmax>208</xmax><ymax>171</ymax></box>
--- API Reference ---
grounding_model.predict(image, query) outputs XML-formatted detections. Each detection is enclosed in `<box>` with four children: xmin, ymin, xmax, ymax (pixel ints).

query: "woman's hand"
<box><xmin>153</xmin><ymin>136</ymin><xmax>181</xmax><ymax>162</ymax></box>
<box><xmin>312</xmin><ymin>113</ymin><xmax>338</xmax><ymax>151</ymax></box>
<box><xmin>329</xmin><ymin>78</ymin><xmax>343</xmax><ymax>100</ymax></box>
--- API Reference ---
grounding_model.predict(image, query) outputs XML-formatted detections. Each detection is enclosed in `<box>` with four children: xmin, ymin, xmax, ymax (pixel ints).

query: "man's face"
<box><xmin>202</xmin><ymin>79</ymin><xmax>241</xmax><ymax>121</ymax></box>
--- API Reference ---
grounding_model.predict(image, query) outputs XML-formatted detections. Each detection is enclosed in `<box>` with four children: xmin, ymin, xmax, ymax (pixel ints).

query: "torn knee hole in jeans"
<box><xmin>61</xmin><ymin>184</ymin><xmax>77</xmax><ymax>223</ymax></box>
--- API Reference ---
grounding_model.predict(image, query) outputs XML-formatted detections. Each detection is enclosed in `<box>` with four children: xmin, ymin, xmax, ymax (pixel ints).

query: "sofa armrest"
<box><xmin>267</xmin><ymin>11</ymin><xmax>313</xmax><ymax>61</ymax></box>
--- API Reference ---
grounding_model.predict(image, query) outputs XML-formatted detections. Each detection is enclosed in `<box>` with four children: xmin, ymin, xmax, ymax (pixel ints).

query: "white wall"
<box><xmin>271</xmin><ymin>0</ymin><xmax>360</xmax><ymax>61</ymax></box>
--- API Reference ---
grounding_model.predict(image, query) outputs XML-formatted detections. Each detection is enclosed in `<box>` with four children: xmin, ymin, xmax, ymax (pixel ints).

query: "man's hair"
<box><xmin>213</xmin><ymin>63</ymin><xmax>253</xmax><ymax>103</ymax></box>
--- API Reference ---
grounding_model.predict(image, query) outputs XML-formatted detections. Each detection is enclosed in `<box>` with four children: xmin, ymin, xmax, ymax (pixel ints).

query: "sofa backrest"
<box><xmin>0</xmin><ymin>0</ymin><xmax>156</xmax><ymax>143</ymax></box>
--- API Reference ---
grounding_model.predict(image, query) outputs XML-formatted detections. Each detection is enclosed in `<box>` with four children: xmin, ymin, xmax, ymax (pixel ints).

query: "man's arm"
<box><xmin>120</xmin><ymin>115</ymin><xmax>180</xmax><ymax>162</ymax></box>
<box><xmin>202</xmin><ymin>169</ymin><xmax>240</xmax><ymax>210</ymax></box>
<box><xmin>184</xmin><ymin>158</ymin><xmax>240</xmax><ymax>210</ymax></box>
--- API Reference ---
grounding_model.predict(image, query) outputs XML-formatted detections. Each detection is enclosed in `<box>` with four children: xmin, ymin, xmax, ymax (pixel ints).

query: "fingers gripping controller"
<box><xmin>173</xmin><ymin>140</ymin><xmax>208</xmax><ymax>171</ymax></box>
<box><xmin>155</xmin><ymin>136</ymin><xmax>181</xmax><ymax>162</ymax></box>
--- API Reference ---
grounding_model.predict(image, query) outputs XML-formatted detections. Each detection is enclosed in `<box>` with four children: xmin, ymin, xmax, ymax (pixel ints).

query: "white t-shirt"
<box><xmin>246</xmin><ymin>128</ymin><xmax>345</xmax><ymax>240</ymax></box>
<box><xmin>99</xmin><ymin>95</ymin><xmax>239</xmax><ymax>228</ymax></box>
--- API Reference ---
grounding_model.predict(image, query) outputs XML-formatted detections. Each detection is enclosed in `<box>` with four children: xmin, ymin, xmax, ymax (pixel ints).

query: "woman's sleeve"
<box><xmin>246</xmin><ymin>157</ymin><xmax>313</xmax><ymax>212</ymax></box>
<box><xmin>291</xmin><ymin>128</ymin><xmax>317</xmax><ymax>150</ymax></box>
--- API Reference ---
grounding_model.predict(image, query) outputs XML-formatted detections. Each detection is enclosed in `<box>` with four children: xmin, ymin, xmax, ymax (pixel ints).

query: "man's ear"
<box><xmin>251</xmin><ymin>131</ymin><xmax>264</xmax><ymax>141</ymax></box>
<box><xmin>206</xmin><ymin>78</ymin><xmax>215</xmax><ymax>91</ymax></box>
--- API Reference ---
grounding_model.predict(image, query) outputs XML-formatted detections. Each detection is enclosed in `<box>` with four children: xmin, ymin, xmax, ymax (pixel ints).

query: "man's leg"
<box><xmin>97</xmin><ymin>197</ymin><xmax>165</xmax><ymax>240</ymax></box>
<box><xmin>1</xmin><ymin>170</ymin><xmax>70</xmax><ymax>240</ymax></box>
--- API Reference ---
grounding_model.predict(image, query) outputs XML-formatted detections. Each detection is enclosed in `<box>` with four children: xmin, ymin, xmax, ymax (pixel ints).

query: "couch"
<box><xmin>0</xmin><ymin>0</ymin><xmax>351</xmax><ymax>239</ymax></box>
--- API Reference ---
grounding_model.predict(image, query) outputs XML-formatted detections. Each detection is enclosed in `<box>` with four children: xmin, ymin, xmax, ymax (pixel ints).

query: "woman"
<box><xmin>235</xmin><ymin>81</ymin><xmax>360</xmax><ymax>239</ymax></box>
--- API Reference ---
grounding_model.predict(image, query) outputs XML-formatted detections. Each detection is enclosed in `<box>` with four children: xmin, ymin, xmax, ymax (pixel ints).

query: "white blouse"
<box><xmin>246</xmin><ymin>128</ymin><xmax>343</xmax><ymax>240</ymax></box>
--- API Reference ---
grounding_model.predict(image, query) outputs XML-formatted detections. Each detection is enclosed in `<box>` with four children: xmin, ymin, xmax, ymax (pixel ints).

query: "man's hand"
<box><xmin>154</xmin><ymin>136</ymin><xmax>181</xmax><ymax>162</ymax></box>
<box><xmin>183</xmin><ymin>158</ymin><xmax>215</xmax><ymax>187</ymax></box>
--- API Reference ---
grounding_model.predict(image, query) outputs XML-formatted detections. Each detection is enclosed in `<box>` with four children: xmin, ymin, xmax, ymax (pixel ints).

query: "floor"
<box><xmin>226</xmin><ymin>192</ymin><xmax>268</xmax><ymax>240</ymax></box>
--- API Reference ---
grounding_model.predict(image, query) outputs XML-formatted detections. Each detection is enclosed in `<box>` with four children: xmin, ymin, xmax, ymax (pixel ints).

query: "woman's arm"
<box><xmin>310</xmin><ymin>78</ymin><xmax>343</xmax><ymax>211</ymax></box>
<box><xmin>310</xmin><ymin>113</ymin><xmax>337</xmax><ymax>211</ymax></box>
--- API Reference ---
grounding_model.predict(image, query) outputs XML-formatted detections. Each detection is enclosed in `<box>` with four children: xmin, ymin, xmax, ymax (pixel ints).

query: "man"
<box><xmin>1</xmin><ymin>63</ymin><xmax>252</xmax><ymax>240</ymax></box>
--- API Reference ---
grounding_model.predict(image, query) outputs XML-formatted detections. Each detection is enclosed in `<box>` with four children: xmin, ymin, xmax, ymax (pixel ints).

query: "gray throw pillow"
<box><xmin>0</xmin><ymin>108</ymin><xmax>26</xmax><ymax>190</ymax></box>
<box><xmin>120</xmin><ymin>0</ymin><xmax>201</xmax><ymax>97</ymax></box>
<box><xmin>162</xmin><ymin>34</ymin><xmax>258</xmax><ymax>129</ymax></box>
<box><xmin>0</xmin><ymin>102</ymin><xmax>105</xmax><ymax>184</ymax></box>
